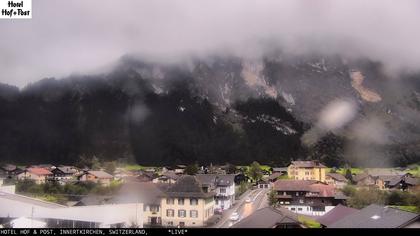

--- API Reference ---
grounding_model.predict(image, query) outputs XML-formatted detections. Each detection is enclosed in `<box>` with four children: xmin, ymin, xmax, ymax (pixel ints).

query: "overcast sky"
<box><xmin>1</xmin><ymin>0</ymin><xmax>420</xmax><ymax>88</ymax></box>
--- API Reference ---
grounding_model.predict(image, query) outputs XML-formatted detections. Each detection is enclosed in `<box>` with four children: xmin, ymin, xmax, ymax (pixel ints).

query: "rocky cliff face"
<box><xmin>0</xmin><ymin>53</ymin><xmax>419</xmax><ymax>166</ymax></box>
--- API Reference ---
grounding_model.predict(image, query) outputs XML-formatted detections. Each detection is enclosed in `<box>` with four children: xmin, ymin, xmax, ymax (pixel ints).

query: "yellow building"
<box><xmin>160</xmin><ymin>175</ymin><xmax>215</xmax><ymax>227</ymax></box>
<box><xmin>287</xmin><ymin>161</ymin><xmax>327</xmax><ymax>182</ymax></box>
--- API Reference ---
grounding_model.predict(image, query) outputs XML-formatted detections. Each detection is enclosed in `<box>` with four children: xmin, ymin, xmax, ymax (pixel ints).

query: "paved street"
<box><xmin>214</xmin><ymin>188</ymin><xmax>269</xmax><ymax>228</ymax></box>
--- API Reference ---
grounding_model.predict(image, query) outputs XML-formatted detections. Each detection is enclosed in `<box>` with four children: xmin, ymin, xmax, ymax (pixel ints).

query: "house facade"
<box><xmin>152</xmin><ymin>171</ymin><xmax>179</xmax><ymax>184</ymax></box>
<box><xmin>160</xmin><ymin>175</ymin><xmax>215</xmax><ymax>227</ymax></box>
<box><xmin>287</xmin><ymin>161</ymin><xmax>327</xmax><ymax>182</ymax></box>
<box><xmin>325</xmin><ymin>173</ymin><xmax>348</xmax><ymax>189</ymax></box>
<box><xmin>196</xmin><ymin>174</ymin><xmax>235</xmax><ymax>210</ymax></box>
<box><xmin>51</xmin><ymin>166</ymin><xmax>79</xmax><ymax>184</ymax></box>
<box><xmin>273</xmin><ymin>180</ymin><xmax>346</xmax><ymax>216</ymax></box>
<box><xmin>17</xmin><ymin>167</ymin><xmax>53</xmax><ymax>184</ymax></box>
<box><xmin>78</xmin><ymin>170</ymin><xmax>113</xmax><ymax>186</ymax></box>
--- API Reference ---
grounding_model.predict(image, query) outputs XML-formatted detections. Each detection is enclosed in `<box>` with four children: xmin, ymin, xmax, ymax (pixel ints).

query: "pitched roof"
<box><xmin>112</xmin><ymin>181</ymin><xmax>166</xmax><ymax>205</ymax></box>
<box><xmin>27</xmin><ymin>167</ymin><xmax>53</xmax><ymax>176</ymax></box>
<box><xmin>232</xmin><ymin>207</ymin><xmax>300</xmax><ymax>228</ymax></box>
<box><xmin>352</xmin><ymin>173</ymin><xmax>372</xmax><ymax>182</ymax></box>
<box><xmin>164</xmin><ymin>175</ymin><xmax>215</xmax><ymax>198</ymax></box>
<box><xmin>326</xmin><ymin>173</ymin><xmax>347</xmax><ymax>182</ymax></box>
<box><xmin>87</xmin><ymin>170</ymin><xmax>113</xmax><ymax>179</ymax></box>
<box><xmin>272</xmin><ymin>167</ymin><xmax>288</xmax><ymax>172</ymax></box>
<box><xmin>55</xmin><ymin>166</ymin><xmax>78</xmax><ymax>174</ymax></box>
<box><xmin>329</xmin><ymin>204</ymin><xmax>420</xmax><ymax>228</ymax></box>
<box><xmin>268</xmin><ymin>172</ymin><xmax>282</xmax><ymax>180</ymax></box>
<box><xmin>161</xmin><ymin>171</ymin><xmax>179</xmax><ymax>180</ymax></box>
<box><xmin>317</xmin><ymin>204</ymin><xmax>359</xmax><ymax>227</ymax></box>
<box><xmin>1</xmin><ymin>164</ymin><xmax>17</xmax><ymax>172</ymax></box>
<box><xmin>273</xmin><ymin>180</ymin><xmax>316</xmax><ymax>191</ymax></box>
<box><xmin>195</xmin><ymin>174</ymin><xmax>235</xmax><ymax>187</ymax></box>
<box><xmin>308</xmin><ymin>183</ymin><xmax>337</xmax><ymax>197</ymax></box>
<box><xmin>366</xmin><ymin>169</ymin><xmax>408</xmax><ymax>177</ymax></box>
<box><xmin>404</xmin><ymin>177</ymin><xmax>420</xmax><ymax>186</ymax></box>
<box><xmin>290</xmin><ymin>161</ymin><xmax>326</xmax><ymax>168</ymax></box>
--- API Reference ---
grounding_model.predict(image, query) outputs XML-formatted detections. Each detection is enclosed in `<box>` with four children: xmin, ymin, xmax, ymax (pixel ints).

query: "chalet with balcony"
<box><xmin>273</xmin><ymin>180</ymin><xmax>346</xmax><ymax>216</ymax></box>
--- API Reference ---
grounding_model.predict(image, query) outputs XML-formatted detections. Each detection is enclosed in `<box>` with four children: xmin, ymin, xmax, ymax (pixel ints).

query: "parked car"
<box><xmin>230</xmin><ymin>212</ymin><xmax>240</xmax><ymax>221</ymax></box>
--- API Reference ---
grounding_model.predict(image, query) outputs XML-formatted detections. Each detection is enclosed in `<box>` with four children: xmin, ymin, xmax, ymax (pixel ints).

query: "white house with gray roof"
<box><xmin>196</xmin><ymin>174</ymin><xmax>235</xmax><ymax>211</ymax></box>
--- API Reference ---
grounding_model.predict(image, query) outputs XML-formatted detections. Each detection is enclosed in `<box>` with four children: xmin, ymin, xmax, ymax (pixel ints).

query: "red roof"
<box><xmin>273</xmin><ymin>180</ymin><xmax>317</xmax><ymax>191</ymax></box>
<box><xmin>308</xmin><ymin>183</ymin><xmax>336</xmax><ymax>197</ymax></box>
<box><xmin>27</xmin><ymin>167</ymin><xmax>53</xmax><ymax>176</ymax></box>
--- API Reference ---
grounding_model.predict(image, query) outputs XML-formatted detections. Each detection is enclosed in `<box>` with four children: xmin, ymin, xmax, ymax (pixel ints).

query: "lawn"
<box><xmin>298</xmin><ymin>215</ymin><xmax>321</xmax><ymax>228</ymax></box>
<box><xmin>123</xmin><ymin>164</ymin><xmax>145</xmax><ymax>171</ymax></box>
<box><xmin>407</xmin><ymin>165</ymin><xmax>420</xmax><ymax>177</ymax></box>
<box><xmin>389</xmin><ymin>205</ymin><xmax>420</xmax><ymax>213</ymax></box>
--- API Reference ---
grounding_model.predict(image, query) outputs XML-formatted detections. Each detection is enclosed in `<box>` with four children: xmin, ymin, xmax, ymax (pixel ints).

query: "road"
<box><xmin>214</xmin><ymin>188</ymin><xmax>269</xmax><ymax>228</ymax></box>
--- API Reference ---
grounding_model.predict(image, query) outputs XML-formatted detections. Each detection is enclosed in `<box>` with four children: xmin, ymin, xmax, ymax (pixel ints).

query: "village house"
<box><xmin>231</xmin><ymin>207</ymin><xmax>302</xmax><ymax>228</ymax></box>
<box><xmin>17</xmin><ymin>167</ymin><xmax>53</xmax><ymax>184</ymax></box>
<box><xmin>0</xmin><ymin>164</ymin><xmax>24</xmax><ymax>179</ymax></box>
<box><xmin>325</xmin><ymin>173</ymin><xmax>348</xmax><ymax>189</ymax></box>
<box><xmin>287</xmin><ymin>161</ymin><xmax>327</xmax><ymax>182</ymax></box>
<box><xmin>268</xmin><ymin>172</ymin><xmax>283</xmax><ymax>182</ymax></box>
<box><xmin>51</xmin><ymin>166</ymin><xmax>79</xmax><ymax>184</ymax></box>
<box><xmin>273</xmin><ymin>180</ymin><xmax>347</xmax><ymax>216</ymax></box>
<box><xmin>272</xmin><ymin>167</ymin><xmax>288</xmax><ymax>175</ymax></box>
<box><xmin>376</xmin><ymin>175</ymin><xmax>419</xmax><ymax>191</ymax></box>
<box><xmin>328</xmin><ymin>204</ymin><xmax>420</xmax><ymax>228</ymax></box>
<box><xmin>352</xmin><ymin>173</ymin><xmax>377</xmax><ymax>187</ymax></box>
<box><xmin>160</xmin><ymin>175</ymin><xmax>216</xmax><ymax>227</ymax></box>
<box><xmin>196</xmin><ymin>174</ymin><xmax>235</xmax><ymax>211</ymax></box>
<box><xmin>78</xmin><ymin>170</ymin><xmax>114</xmax><ymax>186</ymax></box>
<box><xmin>30</xmin><ymin>164</ymin><xmax>56</xmax><ymax>171</ymax></box>
<box><xmin>112</xmin><ymin>181</ymin><xmax>167</xmax><ymax>227</ymax></box>
<box><xmin>153</xmin><ymin>171</ymin><xmax>179</xmax><ymax>184</ymax></box>
<box><xmin>257</xmin><ymin>179</ymin><xmax>271</xmax><ymax>189</ymax></box>
<box><xmin>133</xmin><ymin>170</ymin><xmax>156</xmax><ymax>182</ymax></box>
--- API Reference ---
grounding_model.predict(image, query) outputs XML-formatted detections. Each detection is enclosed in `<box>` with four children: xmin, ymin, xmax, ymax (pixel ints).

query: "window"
<box><xmin>190</xmin><ymin>210</ymin><xmax>198</xmax><ymax>218</ymax></box>
<box><xmin>178</xmin><ymin>198</ymin><xmax>184</xmax><ymax>205</ymax></box>
<box><xmin>150</xmin><ymin>206</ymin><xmax>159</xmax><ymax>212</ymax></box>
<box><xmin>298</xmin><ymin>208</ymin><xmax>302</xmax><ymax>211</ymax></box>
<box><xmin>166</xmin><ymin>209</ymin><xmax>174</xmax><ymax>217</ymax></box>
<box><xmin>291</xmin><ymin>208</ymin><xmax>296</xmax><ymax>211</ymax></box>
<box><xmin>299</xmin><ymin>199</ymin><xmax>304</xmax><ymax>204</ymax></box>
<box><xmin>167</xmin><ymin>221</ymin><xmax>173</xmax><ymax>226</ymax></box>
<box><xmin>178</xmin><ymin>210</ymin><xmax>186</xmax><ymax>218</ymax></box>
<box><xmin>215</xmin><ymin>199</ymin><xmax>219</xmax><ymax>204</ymax></box>
<box><xmin>220</xmin><ymin>188</ymin><xmax>226</xmax><ymax>193</ymax></box>
<box><xmin>166</xmin><ymin>198</ymin><xmax>174</xmax><ymax>205</ymax></box>
<box><xmin>190</xmin><ymin>198</ymin><xmax>198</xmax><ymax>205</ymax></box>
